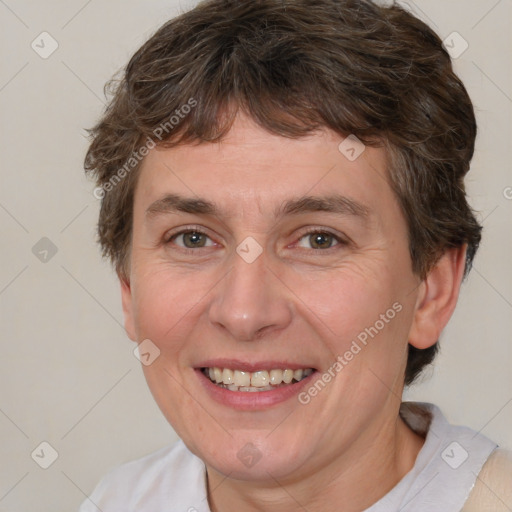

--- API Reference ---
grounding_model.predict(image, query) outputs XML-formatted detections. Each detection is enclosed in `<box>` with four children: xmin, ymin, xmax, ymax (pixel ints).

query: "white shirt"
<box><xmin>78</xmin><ymin>402</ymin><xmax>499</xmax><ymax>511</ymax></box>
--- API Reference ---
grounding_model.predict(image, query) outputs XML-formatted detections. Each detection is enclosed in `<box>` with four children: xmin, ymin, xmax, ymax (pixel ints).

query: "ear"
<box><xmin>408</xmin><ymin>245</ymin><xmax>467</xmax><ymax>349</ymax></box>
<box><xmin>119</xmin><ymin>272</ymin><xmax>137</xmax><ymax>342</ymax></box>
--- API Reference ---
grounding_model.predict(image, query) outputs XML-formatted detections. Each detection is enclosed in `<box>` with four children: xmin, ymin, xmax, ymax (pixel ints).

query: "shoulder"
<box><xmin>462</xmin><ymin>448</ymin><xmax>512</xmax><ymax>512</ymax></box>
<box><xmin>78</xmin><ymin>439</ymin><xmax>206</xmax><ymax>511</ymax></box>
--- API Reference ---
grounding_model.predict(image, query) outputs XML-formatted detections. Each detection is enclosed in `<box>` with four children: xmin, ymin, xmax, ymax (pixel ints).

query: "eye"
<box><xmin>166</xmin><ymin>229</ymin><xmax>215</xmax><ymax>249</ymax></box>
<box><xmin>164</xmin><ymin>226</ymin><xmax>348</xmax><ymax>253</ymax></box>
<box><xmin>296</xmin><ymin>229</ymin><xmax>345</xmax><ymax>250</ymax></box>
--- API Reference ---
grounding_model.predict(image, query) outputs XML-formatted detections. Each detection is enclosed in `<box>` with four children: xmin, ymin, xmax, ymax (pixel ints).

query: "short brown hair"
<box><xmin>84</xmin><ymin>0</ymin><xmax>482</xmax><ymax>385</ymax></box>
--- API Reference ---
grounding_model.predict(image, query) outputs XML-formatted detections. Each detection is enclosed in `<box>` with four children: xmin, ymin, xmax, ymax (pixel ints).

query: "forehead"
<box><xmin>134</xmin><ymin>114</ymin><xmax>397</xmax><ymax>225</ymax></box>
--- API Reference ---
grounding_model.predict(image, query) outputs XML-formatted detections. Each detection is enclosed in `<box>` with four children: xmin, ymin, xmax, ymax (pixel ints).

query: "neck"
<box><xmin>206</xmin><ymin>408</ymin><xmax>425</xmax><ymax>512</ymax></box>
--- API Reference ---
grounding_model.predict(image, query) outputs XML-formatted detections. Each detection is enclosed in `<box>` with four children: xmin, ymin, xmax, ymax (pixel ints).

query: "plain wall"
<box><xmin>0</xmin><ymin>1</ymin><xmax>510</xmax><ymax>510</ymax></box>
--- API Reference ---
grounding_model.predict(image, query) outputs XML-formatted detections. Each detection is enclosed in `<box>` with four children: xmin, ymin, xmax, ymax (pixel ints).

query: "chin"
<box><xmin>196</xmin><ymin>435</ymin><xmax>311</xmax><ymax>481</ymax></box>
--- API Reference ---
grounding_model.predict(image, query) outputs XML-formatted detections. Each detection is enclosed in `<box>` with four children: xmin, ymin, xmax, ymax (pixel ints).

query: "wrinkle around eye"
<box><xmin>155</xmin><ymin>222</ymin><xmax>366</xmax><ymax>258</ymax></box>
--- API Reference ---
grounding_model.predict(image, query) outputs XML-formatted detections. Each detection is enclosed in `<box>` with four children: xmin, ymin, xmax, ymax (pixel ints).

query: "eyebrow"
<box><xmin>145</xmin><ymin>193</ymin><xmax>371</xmax><ymax>222</ymax></box>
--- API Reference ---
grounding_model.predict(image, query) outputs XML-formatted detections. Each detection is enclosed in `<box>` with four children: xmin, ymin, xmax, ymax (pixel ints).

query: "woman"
<box><xmin>80</xmin><ymin>0</ymin><xmax>512</xmax><ymax>510</ymax></box>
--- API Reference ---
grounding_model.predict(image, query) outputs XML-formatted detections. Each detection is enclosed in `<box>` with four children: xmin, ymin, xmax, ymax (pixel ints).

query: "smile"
<box><xmin>201</xmin><ymin>367</ymin><xmax>314</xmax><ymax>392</ymax></box>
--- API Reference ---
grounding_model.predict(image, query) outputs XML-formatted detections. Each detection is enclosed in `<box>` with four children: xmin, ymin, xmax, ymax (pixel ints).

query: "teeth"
<box><xmin>222</xmin><ymin>368</ymin><xmax>234</xmax><ymax>385</ymax></box>
<box><xmin>213</xmin><ymin>367</ymin><xmax>223</xmax><ymax>383</ymax></box>
<box><xmin>283</xmin><ymin>369</ymin><xmax>294</xmax><ymax>383</ymax></box>
<box><xmin>269</xmin><ymin>369</ymin><xmax>283</xmax><ymax>385</ymax></box>
<box><xmin>234</xmin><ymin>370</ymin><xmax>251</xmax><ymax>387</ymax></box>
<box><xmin>251</xmin><ymin>370</ymin><xmax>269</xmax><ymax>387</ymax></box>
<box><xmin>203</xmin><ymin>366</ymin><xmax>314</xmax><ymax>391</ymax></box>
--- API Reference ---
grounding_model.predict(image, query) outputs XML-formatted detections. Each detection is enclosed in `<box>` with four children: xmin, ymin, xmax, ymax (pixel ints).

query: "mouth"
<box><xmin>194</xmin><ymin>359</ymin><xmax>319</xmax><ymax>409</ymax></box>
<box><xmin>200</xmin><ymin>366</ymin><xmax>315</xmax><ymax>392</ymax></box>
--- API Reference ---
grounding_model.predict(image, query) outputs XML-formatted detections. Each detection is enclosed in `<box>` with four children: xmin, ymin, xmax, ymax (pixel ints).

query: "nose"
<box><xmin>207</xmin><ymin>244</ymin><xmax>293</xmax><ymax>341</ymax></box>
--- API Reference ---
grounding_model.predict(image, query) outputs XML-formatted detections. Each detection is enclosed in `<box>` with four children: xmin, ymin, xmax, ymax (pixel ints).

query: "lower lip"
<box><xmin>195</xmin><ymin>369</ymin><xmax>317</xmax><ymax>410</ymax></box>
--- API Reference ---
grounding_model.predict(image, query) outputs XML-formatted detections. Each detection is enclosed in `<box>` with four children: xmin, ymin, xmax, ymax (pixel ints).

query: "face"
<box><xmin>121</xmin><ymin>113</ymin><xmax>423</xmax><ymax>482</ymax></box>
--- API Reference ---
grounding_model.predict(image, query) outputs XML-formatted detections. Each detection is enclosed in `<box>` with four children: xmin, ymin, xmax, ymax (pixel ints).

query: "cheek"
<box><xmin>295</xmin><ymin>258</ymin><xmax>412</xmax><ymax>376</ymax></box>
<box><xmin>131</xmin><ymin>264</ymin><xmax>209</xmax><ymax>348</ymax></box>
<box><xmin>300</xmin><ymin>260</ymin><xmax>398</xmax><ymax>334</ymax></box>
<box><xmin>130</xmin><ymin>245</ymin><xmax>414</xmax><ymax>372</ymax></box>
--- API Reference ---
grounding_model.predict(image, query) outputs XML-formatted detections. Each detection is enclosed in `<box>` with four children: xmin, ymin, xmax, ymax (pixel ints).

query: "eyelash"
<box><xmin>164</xmin><ymin>225</ymin><xmax>348</xmax><ymax>254</ymax></box>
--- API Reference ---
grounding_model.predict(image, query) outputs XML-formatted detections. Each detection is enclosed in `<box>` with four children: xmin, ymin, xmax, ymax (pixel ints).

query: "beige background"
<box><xmin>0</xmin><ymin>0</ymin><xmax>511</xmax><ymax>510</ymax></box>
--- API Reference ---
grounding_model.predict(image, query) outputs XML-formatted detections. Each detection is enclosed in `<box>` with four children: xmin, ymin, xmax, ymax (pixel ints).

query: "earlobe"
<box><xmin>408</xmin><ymin>246</ymin><xmax>467</xmax><ymax>350</ymax></box>
<box><xmin>119</xmin><ymin>273</ymin><xmax>137</xmax><ymax>342</ymax></box>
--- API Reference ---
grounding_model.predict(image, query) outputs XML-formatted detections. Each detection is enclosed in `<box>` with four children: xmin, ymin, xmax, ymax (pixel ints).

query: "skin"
<box><xmin>121</xmin><ymin>112</ymin><xmax>467</xmax><ymax>511</ymax></box>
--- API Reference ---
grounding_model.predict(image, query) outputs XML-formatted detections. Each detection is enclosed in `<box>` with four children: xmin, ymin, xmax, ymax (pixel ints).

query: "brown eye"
<box><xmin>311</xmin><ymin>232</ymin><xmax>333</xmax><ymax>249</ymax></box>
<box><xmin>296</xmin><ymin>230</ymin><xmax>344</xmax><ymax>250</ymax></box>
<box><xmin>183</xmin><ymin>232</ymin><xmax>206</xmax><ymax>248</ymax></box>
<box><xmin>168</xmin><ymin>230</ymin><xmax>214</xmax><ymax>249</ymax></box>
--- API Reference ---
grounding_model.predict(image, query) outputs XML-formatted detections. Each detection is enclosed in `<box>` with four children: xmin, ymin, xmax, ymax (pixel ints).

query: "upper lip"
<box><xmin>194</xmin><ymin>359</ymin><xmax>317</xmax><ymax>373</ymax></box>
